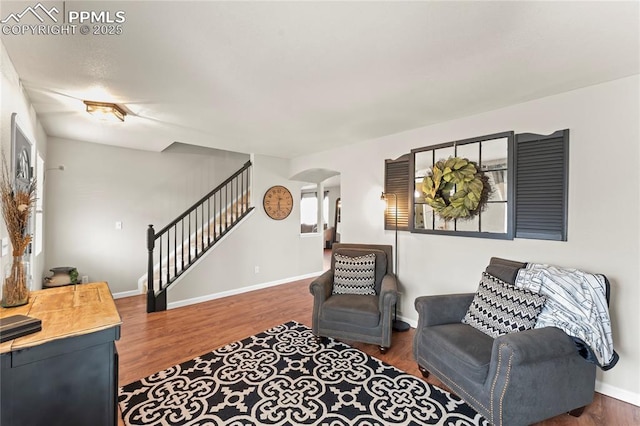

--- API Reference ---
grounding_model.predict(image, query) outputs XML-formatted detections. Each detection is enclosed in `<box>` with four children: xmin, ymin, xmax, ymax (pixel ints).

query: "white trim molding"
<box><xmin>595</xmin><ymin>381</ymin><xmax>640</xmax><ymax>407</ymax></box>
<box><xmin>167</xmin><ymin>271</ymin><xmax>324</xmax><ymax>310</ymax></box>
<box><xmin>398</xmin><ymin>314</ymin><xmax>418</xmax><ymax>329</ymax></box>
<box><xmin>112</xmin><ymin>289</ymin><xmax>140</xmax><ymax>299</ymax></box>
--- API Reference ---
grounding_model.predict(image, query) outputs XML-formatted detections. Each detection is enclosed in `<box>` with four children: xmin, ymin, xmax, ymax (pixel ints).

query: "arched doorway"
<box><xmin>290</xmin><ymin>168</ymin><xmax>340</xmax><ymax>271</ymax></box>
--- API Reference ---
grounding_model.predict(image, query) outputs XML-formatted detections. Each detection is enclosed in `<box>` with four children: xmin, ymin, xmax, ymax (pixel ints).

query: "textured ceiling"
<box><xmin>1</xmin><ymin>1</ymin><xmax>638</xmax><ymax>158</ymax></box>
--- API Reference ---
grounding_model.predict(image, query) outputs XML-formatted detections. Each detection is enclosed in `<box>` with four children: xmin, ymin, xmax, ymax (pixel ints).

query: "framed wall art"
<box><xmin>11</xmin><ymin>113</ymin><xmax>34</xmax><ymax>191</ymax></box>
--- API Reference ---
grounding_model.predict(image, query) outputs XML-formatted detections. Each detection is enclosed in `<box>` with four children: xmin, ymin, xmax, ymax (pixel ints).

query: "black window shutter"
<box><xmin>514</xmin><ymin>130</ymin><xmax>569</xmax><ymax>241</ymax></box>
<box><xmin>384</xmin><ymin>154</ymin><xmax>410</xmax><ymax>231</ymax></box>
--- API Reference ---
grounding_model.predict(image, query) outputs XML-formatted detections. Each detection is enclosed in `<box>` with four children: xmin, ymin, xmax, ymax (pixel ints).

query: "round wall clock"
<box><xmin>263</xmin><ymin>185</ymin><xmax>293</xmax><ymax>220</ymax></box>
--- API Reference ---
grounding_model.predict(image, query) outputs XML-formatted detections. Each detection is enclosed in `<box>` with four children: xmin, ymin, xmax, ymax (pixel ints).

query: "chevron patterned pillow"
<box><xmin>332</xmin><ymin>253</ymin><xmax>377</xmax><ymax>295</ymax></box>
<box><xmin>462</xmin><ymin>272</ymin><xmax>547</xmax><ymax>338</ymax></box>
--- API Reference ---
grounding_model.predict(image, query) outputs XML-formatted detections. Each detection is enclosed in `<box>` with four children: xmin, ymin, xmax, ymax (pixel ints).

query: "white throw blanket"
<box><xmin>515</xmin><ymin>263</ymin><xmax>616</xmax><ymax>369</ymax></box>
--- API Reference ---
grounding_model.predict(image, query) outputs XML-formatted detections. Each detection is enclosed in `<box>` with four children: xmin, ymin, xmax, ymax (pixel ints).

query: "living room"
<box><xmin>1</xmin><ymin>1</ymin><xmax>638</xmax><ymax>425</ymax></box>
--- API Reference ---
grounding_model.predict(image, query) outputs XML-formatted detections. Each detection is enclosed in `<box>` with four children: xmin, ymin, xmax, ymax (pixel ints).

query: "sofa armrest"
<box><xmin>309</xmin><ymin>270</ymin><xmax>334</xmax><ymax>302</ymax></box>
<box><xmin>379</xmin><ymin>273</ymin><xmax>398</xmax><ymax>312</ymax></box>
<box><xmin>486</xmin><ymin>326</ymin><xmax>595</xmax><ymax>423</ymax></box>
<box><xmin>414</xmin><ymin>293</ymin><xmax>474</xmax><ymax>327</ymax></box>
<box><xmin>491</xmin><ymin>327</ymin><xmax>577</xmax><ymax>366</ymax></box>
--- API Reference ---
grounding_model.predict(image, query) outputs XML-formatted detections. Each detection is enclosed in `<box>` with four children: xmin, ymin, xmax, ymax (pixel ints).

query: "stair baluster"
<box><xmin>146</xmin><ymin>161</ymin><xmax>253</xmax><ymax>312</ymax></box>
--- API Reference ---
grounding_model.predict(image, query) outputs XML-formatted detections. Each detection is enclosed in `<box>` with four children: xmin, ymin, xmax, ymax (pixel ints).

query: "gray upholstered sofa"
<box><xmin>309</xmin><ymin>243</ymin><xmax>397</xmax><ymax>352</ymax></box>
<box><xmin>414</xmin><ymin>257</ymin><xmax>607</xmax><ymax>426</ymax></box>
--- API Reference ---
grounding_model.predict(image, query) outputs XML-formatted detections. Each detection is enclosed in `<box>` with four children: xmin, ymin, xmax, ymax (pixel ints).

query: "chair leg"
<box><xmin>418</xmin><ymin>365</ymin><xmax>429</xmax><ymax>378</ymax></box>
<box><xmin>379</xmin><ymin>346</ymin><xmax>388</xmax><ymax>354</ymax></box>
<box><xmin>568</xmin><ymin>406</ymin><xmax>586</xmax><ymax>417</ymax></box>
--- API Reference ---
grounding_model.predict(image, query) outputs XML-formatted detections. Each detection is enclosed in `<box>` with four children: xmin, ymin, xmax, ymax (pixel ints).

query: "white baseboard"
<box><xmin>595</xmin><ymin>380</ymin><xmax>640</xmax><ymax>407</ymax></box>
<box><xmin>167</xmin><ymin>271</ymin><xmax>324</xmax><ymax>310</ymax></box>
<box><xmin>397</xmin><ymin>314</ymin><xmax>418</xmax><ymax>328</ymax></box>
<box><xmin>112</xmin><ymin>289</ymin><xmax>141</xmax><ymax>299</ymax></box>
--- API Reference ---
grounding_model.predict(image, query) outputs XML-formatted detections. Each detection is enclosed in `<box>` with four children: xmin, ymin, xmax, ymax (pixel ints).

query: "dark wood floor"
<box><xmin>115</xmin><ymin>278</ymin><xmax>639</xmax><ymax>426</ymax></box>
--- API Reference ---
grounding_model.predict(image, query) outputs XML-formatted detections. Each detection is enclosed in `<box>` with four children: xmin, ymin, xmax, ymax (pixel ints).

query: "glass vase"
<box><xmin>1</xmin><ymin>256</ymin><xmax>30</xmax><ymax>308</ymax></box>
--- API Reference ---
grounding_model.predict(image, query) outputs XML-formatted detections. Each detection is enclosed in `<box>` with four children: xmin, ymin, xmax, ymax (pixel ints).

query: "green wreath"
<box><xmin>421</xmin><ymin>156</ymin><xmax>489</xmax><ymax>220</ymax></box>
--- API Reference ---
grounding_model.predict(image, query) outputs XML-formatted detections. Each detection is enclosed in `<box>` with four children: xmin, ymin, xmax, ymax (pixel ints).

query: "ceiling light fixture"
<box><xmin>83</xmin><ymin>101</ymin><xmax>126</xmax><ymax>122</ymax></box>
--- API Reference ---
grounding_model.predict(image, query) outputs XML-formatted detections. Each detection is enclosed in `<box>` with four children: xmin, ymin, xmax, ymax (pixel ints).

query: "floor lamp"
<box><xmin>381</xmin><ymin>192</ymin><xmax>410</xmax><ymax>332</ymax></box>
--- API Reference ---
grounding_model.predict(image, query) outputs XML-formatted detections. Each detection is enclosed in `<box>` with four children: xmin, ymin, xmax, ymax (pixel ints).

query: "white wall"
<box><xmin>291</xmin><ymin>75</ymin><xmax>640</xmax><ymax>404</ymax></box>
<box><xmin>44</xmin><ymin>137</ymin><xmax>248</xmax><ymax>293</ymax></box>
<box><xmin>1</xmin><ymin>42</ymin><xmax>47</xmax><ymax>290</ymax></box>
<box><xmin>167</xmin><ymin>154</ymin><xmax>323</xmax><ymax>304</ymax></box>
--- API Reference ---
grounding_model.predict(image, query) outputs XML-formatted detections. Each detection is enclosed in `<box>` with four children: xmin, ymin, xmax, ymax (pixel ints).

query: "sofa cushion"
<box><xmin>462</xmin><ymin>272</ymin><xmax>547</xmax><ymax>338</ymax></box>
<box><xmin>486</xmin><ymin>257</ymin><xmax>527</xmax><ymax>285</ymax></box>
<box><xmin>321</xmin><ymin>294</ymin><xmax>380</xmax><ymax>327</ymax></box>
<box><xmin>420</xmin><ymin>323</ymin><xmax>494</xmax><ymax>383</ymax></box>
<box><xmin>332</xmin><ymin>253</ymin><xmax>376</xmax><ymax>295</ymax></box>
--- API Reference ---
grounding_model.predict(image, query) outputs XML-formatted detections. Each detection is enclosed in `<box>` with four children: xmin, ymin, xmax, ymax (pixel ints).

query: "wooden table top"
<box><xmin>1</xmin><ymin>282</ymin><xmax>122</xmax><ymax>354</ymax></box>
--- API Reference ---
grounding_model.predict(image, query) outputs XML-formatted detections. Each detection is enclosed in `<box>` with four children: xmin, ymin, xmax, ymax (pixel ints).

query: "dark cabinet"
<box><xmin>0</xmin><ymin>283</ymin><xmax>122</xmax><ymax>426</ymax></box>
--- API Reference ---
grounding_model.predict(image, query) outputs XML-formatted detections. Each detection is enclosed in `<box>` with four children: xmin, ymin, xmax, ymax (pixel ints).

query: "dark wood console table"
<box><xmin>1</xmin><ymin>282</ymin><xmax>122</xmax><ymax>426</ymax></box>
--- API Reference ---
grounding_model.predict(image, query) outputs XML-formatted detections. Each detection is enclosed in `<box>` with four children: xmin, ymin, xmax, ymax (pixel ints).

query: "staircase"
<box><xmin>145</xmin><ymin>161</ymin><xmax>253</xmax><ymax>312</ymax></box>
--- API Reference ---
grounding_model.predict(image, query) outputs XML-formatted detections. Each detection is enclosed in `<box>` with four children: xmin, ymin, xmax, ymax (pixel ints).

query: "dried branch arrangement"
<box><xmin>1</xmin><ymin>152</ymin><xmax>36</xmax><ymax>307</ymax></box>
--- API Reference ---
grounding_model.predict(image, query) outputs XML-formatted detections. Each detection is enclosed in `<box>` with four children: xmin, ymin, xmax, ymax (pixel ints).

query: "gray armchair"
<box><xmin>413</xmin><ymin>257</ymin><xmax>604</xmax><ymax>426</ymax></box>
<box><xmin>309</xmin><ymin>243</ymin><xmax>397</xmax><ymax>353</ymax></box>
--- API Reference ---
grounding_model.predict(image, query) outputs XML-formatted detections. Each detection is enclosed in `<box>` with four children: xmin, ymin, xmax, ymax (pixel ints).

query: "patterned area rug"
<box><xmin>118</xmin><ymin>321</ymin><xmax>487</xmax><ymax>425</ymax></box>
